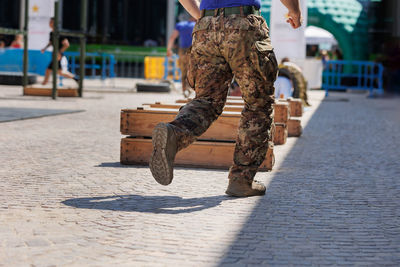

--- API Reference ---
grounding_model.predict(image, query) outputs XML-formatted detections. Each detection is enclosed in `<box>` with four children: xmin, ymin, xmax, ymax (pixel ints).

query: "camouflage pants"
<box><xmin>170</xmin><ymin>13</ymin><xmax>278</xmax><ymax>182</ymax></box>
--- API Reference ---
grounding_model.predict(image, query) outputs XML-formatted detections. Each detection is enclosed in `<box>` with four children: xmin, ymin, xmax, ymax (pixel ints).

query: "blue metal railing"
<box><xmin>323</xmin><ymin>60</ymin><xmax>384</xmax><ymax>97</ymax></box>
<box><xmin>163</xmin><ymin>55</ymin><xmax>181</xmax><ymax>82</ymax></box>
<box><xmin>64</xmin><ymin>52</ymin><xmax>116</xmax><ymax>80</ymax></box>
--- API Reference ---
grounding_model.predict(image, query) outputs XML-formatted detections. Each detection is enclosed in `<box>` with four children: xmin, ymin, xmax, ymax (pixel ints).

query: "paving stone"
<box><xmin>0</xmin><ymin>84</ymin><xmax>399</xmax><ymax>266</ymax></box>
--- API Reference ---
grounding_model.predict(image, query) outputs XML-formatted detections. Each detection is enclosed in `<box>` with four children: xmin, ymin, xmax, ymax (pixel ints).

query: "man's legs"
<box><xmin>42</xmin><ymin>60</ymin><xmax>78</xmax><ymax>85</ymax></box>
<box><xmin>220</xmin><ymin>18</ymin><xmax>278</xmax><ymax>196</ymax></box>
<box><xmin>42</xmin><ymin>69</ymin><xmax>51</xmax><ymax>85</ymax></box>
<box><xmin>58</xmin><ymin>69</ymin><xmax>74</xmax><ymax>79</ymax></box>
<box><xmin>150</xmin><ymin>30</ymin><xmax>233</xmax><ymax>185</ymax></box>
<box><xmin>178</xmin><ymin>48</ymin><xmax>191</xmax><ymax>98</ymax></box>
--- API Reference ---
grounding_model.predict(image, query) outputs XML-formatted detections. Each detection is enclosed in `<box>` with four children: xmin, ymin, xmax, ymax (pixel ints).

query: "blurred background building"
<box><xmin>0</xmin><ymin>0</ymin><xmax>399</xmax><ymax>91</ymax></box>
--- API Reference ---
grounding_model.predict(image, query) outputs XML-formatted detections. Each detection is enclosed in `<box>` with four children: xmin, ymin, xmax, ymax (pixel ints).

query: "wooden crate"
<box><xmin>288</xmin><ymin>118</ymin><xmax>302</xmax><ymax>137</ymax></box>
<box><xmin>120</xmin><ymin>137</ymin><xmax>274</xmax><ymax>171</ymax></box>
<box><xmin>287</xmin><ymin>98</ymin><xmax>303</xmax><ymax>117</ymax></box>
<box><xmin>24</xmin><ymin>86</ymin><xmax>78</xmax><ymax>97</ymax></box>
<box><xmin>121</xmin><ymin>108</ymin><xmax>286</xmax><ymax>145</ymax></box>
<box><xmin>273</xmin><ymin>102</ymin><xmax>289</xmax><ymax>123</ymax></box>
<box><xmin>273</xmin><ymin>123</ymin><xmax>288</xmax><ymax>145</ymax></box>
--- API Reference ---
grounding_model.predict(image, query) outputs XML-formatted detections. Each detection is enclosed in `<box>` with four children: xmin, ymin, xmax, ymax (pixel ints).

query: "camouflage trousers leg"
<box><xmin>170</xmin><ymin>30</ymin><xmax>233</xmax><ymax>150</ymax></box>
<box><xmin>222</xmin><ymin>26</ymin><xmax>277</xmax><ymax>183</ymax></box>
<box><xmin>170</xmin><ymin>14</ymin><xmax>278</xmax><ymax>182</ymax></box>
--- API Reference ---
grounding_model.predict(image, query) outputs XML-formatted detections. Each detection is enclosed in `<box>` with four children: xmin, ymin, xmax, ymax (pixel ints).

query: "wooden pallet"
<box><xmin>24</xmin><ymin>86</ymin><xmax>78</xmax><ymax>97</ymax></box>
<box><xmin>121</xmin><ymin>108</ymin><xmax>287</xmax><ymax>145</ymax></box>
<box><xmin>120</xmin><ymin>137</ymin><xmax>274</xmax><ymax>171</ymax></box>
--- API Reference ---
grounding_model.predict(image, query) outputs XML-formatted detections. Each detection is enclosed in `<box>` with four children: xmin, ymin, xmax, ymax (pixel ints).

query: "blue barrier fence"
<box><xmin>0</xmin><ymin>49</ymin><xmax>115</xmax><ymax>80</ymax></box>
<box><xmin>163</xmin><ymin>55</ymin><xmax>181</xmax><ymax>82</ymax></box>
<box><xmin>64</xmin><ymin>51</ymin><xmax>115</xmax><ymax>80</ymax></box>
<box><xmin>0</xmin><ymin>48</ymin><xmax>50</xmax><ymax>75</ymax></box>
<box><xmin>323</xmin><ymin>60</ymin><xmax>384</xmax><ymax>97</ymax></box>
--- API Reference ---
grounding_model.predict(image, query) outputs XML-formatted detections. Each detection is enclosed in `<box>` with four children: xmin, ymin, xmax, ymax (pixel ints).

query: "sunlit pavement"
<box><xmin>0</xmin><ymin>83</ymin><xmax>399</xmax><ymax>266</ymax></box>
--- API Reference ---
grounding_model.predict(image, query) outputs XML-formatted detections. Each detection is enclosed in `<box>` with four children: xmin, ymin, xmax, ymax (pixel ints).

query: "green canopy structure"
<box><xmin>261</xmin><ymin>0</ymin><xmax>369</xmax><ymax>61</ymax></box>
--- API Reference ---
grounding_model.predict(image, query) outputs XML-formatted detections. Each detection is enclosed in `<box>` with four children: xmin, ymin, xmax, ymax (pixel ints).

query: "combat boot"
<box><xmin>225</xmin><ymin>178</ymin><xmax>266</xmax><ymax>197</ymax></box>
<box><xmin>149</xmin><ymin>123</ymin><xmax>178</xmax><ymax>185</ymax></box>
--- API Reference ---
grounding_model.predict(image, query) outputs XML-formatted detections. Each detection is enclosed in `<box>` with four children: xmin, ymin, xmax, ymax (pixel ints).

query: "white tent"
<box><xmin>305</xmin><ymin>26</ymin><xmax>338</xmax><ymax>45</ymax></box>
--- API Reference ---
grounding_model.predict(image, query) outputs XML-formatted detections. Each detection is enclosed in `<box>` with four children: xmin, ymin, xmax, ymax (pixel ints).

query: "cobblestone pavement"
<box><xmin>0</xmin><ymin>84</ymin><xmax>399</xmax><ymax>266</ymax></box>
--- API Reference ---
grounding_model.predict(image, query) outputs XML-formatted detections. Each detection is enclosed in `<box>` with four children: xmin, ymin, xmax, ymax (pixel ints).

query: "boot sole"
<box><xmin>225</xmin><ymin>189</ymin><xmax>265</xmax><ymax>197</ymax></box>
<box><xmin>149</xmin><ymin>123</ymin><xmax>174</xmax><ymax>185</ymax></box>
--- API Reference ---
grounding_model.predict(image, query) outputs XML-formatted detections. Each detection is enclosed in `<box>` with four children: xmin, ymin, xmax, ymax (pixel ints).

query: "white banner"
<box><xmin>28</xmin><ymin>0</ymin><xmax>55</xmax><ymax>50</ymax></box>
<box><xmin>270</xmin><ymin>0</ymin><xmax>307</xmax><ymax>62</ymax></box>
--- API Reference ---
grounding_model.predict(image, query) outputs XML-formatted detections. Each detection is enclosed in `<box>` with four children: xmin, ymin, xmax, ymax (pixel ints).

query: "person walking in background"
<box><xmin>166</xmin><ymin>15</ymin><xmax>196</xmax><ymax>97</ymax></box>
<box><xmin>41</xmin><ymin>17</ymin><xmax>78</xmax><ymax>85</ymax></box>
<box><xmin>10</xmin><ymin>34</ymin><xmax>23</xmax><ymax>48</ymax></box>
<box><xmin>149</xmin><ymin>0</ymin><xmax>302</xmax><ymax>197</ymax></box>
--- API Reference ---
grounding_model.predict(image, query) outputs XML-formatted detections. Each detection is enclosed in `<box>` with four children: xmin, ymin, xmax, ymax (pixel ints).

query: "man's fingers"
<box><xmin>285</xmin><ymin>12</ymin><xmax>302</xmax><ymax>29</ymax></box>
<box><xmin>290</xmin><ymin>19</ymin><xmax>296</xmax><ymax>28</ymax></box>
<box><xmin>286</xmin><ymin>18</ymin><xmax>296</xmax><ymax>29</ymax></box>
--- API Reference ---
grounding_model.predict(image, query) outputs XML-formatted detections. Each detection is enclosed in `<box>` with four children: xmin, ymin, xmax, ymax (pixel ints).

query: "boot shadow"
<box><xmin>62</xmin><ymin>194</ymin><xmax>232</xmax><ymax>214</ymax></box>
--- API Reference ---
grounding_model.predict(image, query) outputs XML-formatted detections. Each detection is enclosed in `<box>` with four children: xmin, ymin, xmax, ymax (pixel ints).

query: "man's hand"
<box><xmin>167</xmin><ymin>49</ymin><xmax>173</xmax><ymax>57</ymax></box>
<box><xmin>280</xmin><ymin>0</ymin><xmax>302</xmax><ymax>29</ymax></box>
<box><xmin>41</xmin><ymin>48</ymin><xmax>45</xmax><ymax>53</ymax></box>
<box><xmin>57</xmin><ymin>53</ymin><xmax>62</xmax><ymax>60</ymax></box>
<box><xmin>286</xmin><ymin>10</ymin><xmax>302</xmax><ymax>29</ymax></box>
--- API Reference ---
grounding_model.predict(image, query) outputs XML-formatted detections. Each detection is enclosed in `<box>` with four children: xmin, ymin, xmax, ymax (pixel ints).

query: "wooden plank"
<box><xmin>227</xmin><ymin>96</ymin><xmax>243</xmax><ymax>100</ymax></box>
<box><xmin>144</xmin><ymin>102</ymin><xmax>289</xmax><ymax>123</ymax></box>
<box><xmin>120</xmin><ymin>137</ymin><xmax>274</xmax><ymax>171</ymax></box>
<box><xmin>177</xmin><ymin>98</ymin><xmax>301</xmax><ymax>118</ymax></box>
<box><xmin>121</xmin><ymin>108</ymin><xmax>287</xmax><ymax>145</ymax></box>
<box><xmin>176</xmin><ymin>99</ymin><xmax>245</xmax><ymax>106</ymax></box>
<box><xmin>24</xmin><ymin>86</ymin><xmax>78</xmax><ymax>97</ymax></box>
<box><xmin>121</xmin><ymin>108</ymin><xmax>239</xmax><ymax>141</ymax></box>
<box><xmin>288</xmin><ymin>118</ymin><xmax>302</xmax><ymax>137</ymax></box>
<box><xmin>273</xmin><ymin>123</ymin><xmax>288</xmax><ymax>145</ymax></box>
<box><xmin>144</xmin><ymin>103</ymin><xmax>244</xmax><ymax>112</ymax></box>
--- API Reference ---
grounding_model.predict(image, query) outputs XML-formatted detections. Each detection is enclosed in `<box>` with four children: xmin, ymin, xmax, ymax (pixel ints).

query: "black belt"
<box><xmin>201</xmin><ymin>6</ymin><xmax>261</xmax><ymax>17</ymax></box>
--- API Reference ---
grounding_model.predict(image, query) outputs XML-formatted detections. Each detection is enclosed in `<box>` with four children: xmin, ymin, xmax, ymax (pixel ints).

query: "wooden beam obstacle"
<box><xmin>143</xmin><ymin>101</ymin><xmax>290</xmax><ymax>123</ymax></box>
<box><xmin>121</xmin><ymin>137</ymin><xmax>274</xmax><ymax>171</ymax></box>
<box><xmin>24</xmin><ymin>86</ymin><xmax>79</xmax><ymax>97</ymax></box>
<box><xmin>120</xmin><ymin>106</ymin><xmax>288</xmax><ymax>145</ymax></box>
<box><xmin>119</xmin><ymin>97</ymin><xmax>303</xmax><ymax>171</ymax></box>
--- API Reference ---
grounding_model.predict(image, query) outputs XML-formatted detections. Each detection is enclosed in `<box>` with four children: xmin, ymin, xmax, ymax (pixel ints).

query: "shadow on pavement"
<box><xmin>96</xmin><ymin>162</ymin><xmax>228</xmax><ymax>174</ymax></box>
<box><xmin>95</xmin><ymin>162</ymin><xmax>129</xmax><ymax>167</ymax></box>
<box><xmin>0</xmin><ymin>107</ymin><xmax>85</xmax><ymax>123</ymax></box>
<box><xmin>218</xmin><ymin>93</ymin><xmax>400</xmax><ymax>265</ymax></box>
<box><xmin>62</xmin><ymin>194</ymin><xmax>232</xmax><ymax>214</ymax></box>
